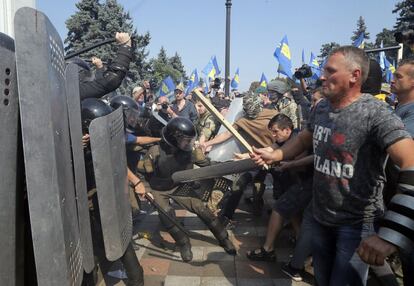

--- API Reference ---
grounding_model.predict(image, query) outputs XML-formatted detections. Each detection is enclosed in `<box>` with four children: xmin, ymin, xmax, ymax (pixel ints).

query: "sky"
<box><xmin>36</xmin><ymin>0</ymin><xmax>400</xmax><ymax>91</ymax></box>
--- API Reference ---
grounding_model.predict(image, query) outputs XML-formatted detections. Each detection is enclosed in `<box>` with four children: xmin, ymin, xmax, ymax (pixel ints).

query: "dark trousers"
<box><xmin>152</xmin><ymin>188</ymin><xmax>228</xmax><ymax>244</ymax></box>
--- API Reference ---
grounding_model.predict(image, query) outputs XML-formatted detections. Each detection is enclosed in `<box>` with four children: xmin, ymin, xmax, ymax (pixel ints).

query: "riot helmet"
<box><xmin>81</xmin><ymin>98</ymin><xmax>113</xmax><ymax>133</ymax></box>
<box><xmin>66</xmin><ymin>57</ymin><xmax>94</xmax><ymax>82</ymax></box>
<box><xmin>161</xmin><ymin>117</ymin><xmax>197</xmax><ymax>152</ymax></box>
<box><xmin>109</xmin><ymin>95</ymin><xmax>147</xmax><ymax>133</ymax></box>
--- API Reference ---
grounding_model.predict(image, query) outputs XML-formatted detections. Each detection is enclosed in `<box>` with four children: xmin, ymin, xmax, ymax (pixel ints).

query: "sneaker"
<box><xmin>281</xmin><ymin>263</ymin><xmax>303</xmax><ymax>282</ymax></box>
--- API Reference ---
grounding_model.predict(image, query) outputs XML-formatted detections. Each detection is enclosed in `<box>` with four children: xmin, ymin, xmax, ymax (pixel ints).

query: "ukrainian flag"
<box><xmin>273</xmin><ymin>35</ymin><xmax>293</xmax><ymax>78</ymax></box>
<box><xmin>309</xmin><ymin>52</ymin><xmax>321</xmax><ymax>79</ymax></box>
<box><xmin>186</xmin><ymin>69</ymin><xmax>199</xmax><ymax>94</ymax></box>
<box><xmin>202</xmin><ymin>56</ymin><xmax>221</xmax><ymax>80</ymax></box>
<box><xmin>260</xmin><ymin>73</ymin><xmax>268</xmax><ymax>88</ymax></box>
<box><xmin>384</xmin><ymin>56</ymin><xmax>396</xmax><ymax>83</ymax></box>
<box><xmin>159</xmin><ymin>76</ymin><xmax>175</xmax><ymax>96</ymax></box>
<box><xmin>231</xmin><ymin>68</ymin><xmax>240</xmax><ymax>89</ymax></box>
<box><xmin>353</xmin><ymin>33</ymin><xmax>365</xmax><ymax>49</ymax></box>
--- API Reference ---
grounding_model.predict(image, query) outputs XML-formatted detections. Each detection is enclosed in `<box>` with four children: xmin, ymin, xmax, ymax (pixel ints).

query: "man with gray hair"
<box><xmin>267</xmin><ymin>79</ymin><xmax>299</xmax><ymax>129</ymax></box>
<box><xmin>251</xmin><ymin>46</ymin><xmax>414</xmax><ymax>286</ymax></box>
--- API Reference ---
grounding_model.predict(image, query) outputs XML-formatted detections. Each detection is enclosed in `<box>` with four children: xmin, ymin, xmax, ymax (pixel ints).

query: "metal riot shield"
<box><xmin>65</xmin><ymin>64</ymin><xmax>95</xmax><ymax>273</ymax></box>
<box><xmin>208</xmin><ymin>97</ymin><xmax>246</xmax><ymax>162</ymax></box>
<box><xmin>0</xmin><ymin>32</ymin><xmax>23</xmax><ymax>286</ymax></box>
<box><xmin>14</xmin><ymin>8</ymin><xmax>83</xmax><ymax>286</ymax></box>
<box><xmin>89</xmin><ymin>108</ymin><xmax>132</xmax><ymax>261</ymax></box>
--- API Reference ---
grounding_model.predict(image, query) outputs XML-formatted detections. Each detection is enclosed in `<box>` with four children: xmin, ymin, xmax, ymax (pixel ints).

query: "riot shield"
<box><xmin>65</xmin><ymin>64</ymin><xmax>95</xmax><ymax>273</ymax></box>
<box><xmin>208</xmin><ymin>97</ymin><xmax>246</xmax><ymax>162</ymax></box>
<box><xmin>89</xmin><ymin>108</ymin><xmax>132</xmax><ymax>261</ymax></box>
<box><xmin>0</xmin><ymin>32</ymin><xmax>23</xmax><ymax>286</ymax></box>
<box><xmin>14</xmin><ymin>8</ymin><xmax>83</xmax><ymax>286</ymax></box>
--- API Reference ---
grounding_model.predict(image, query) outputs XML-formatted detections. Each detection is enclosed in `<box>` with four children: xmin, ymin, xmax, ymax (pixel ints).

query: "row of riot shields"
<box><xmin>0</xmin><ymin>7</ymin><xmax>131</xmax><ymax>286</ymax></box>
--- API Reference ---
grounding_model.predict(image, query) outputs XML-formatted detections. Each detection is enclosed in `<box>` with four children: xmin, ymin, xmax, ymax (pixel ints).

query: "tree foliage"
<box><xmin>393</xmin><ymin>0</ymin><xmax>414</xmax><ymax>58</ymax></box>
<box><xmin>393</xmin><ymin>0</ymin><xmax>414</xmax><ymax>32</ymax></box>
<box><xmin>148</xmin><ymin>47</ymin><xmax>186</xmax><ymax>90</ymax></box>
<box><xmin>351</xmin><ymin>16</ymin><xmax>370</xmax><ymax>41</ymax></box>
<box><xmin>318</xmin><ymin>42</ymin><xmax>340</xmax><ymax>60</ymax></box>
<box><xmin>64</xmin><ymin>0</ymin><xmax>186</xmax><ymax>95</ymax></box>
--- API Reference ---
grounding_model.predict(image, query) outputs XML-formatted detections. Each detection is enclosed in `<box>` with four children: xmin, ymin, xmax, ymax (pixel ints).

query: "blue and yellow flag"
<box><xmin>273</xmin><ymin>35</ymin><xmax>293</xmax><ymax>78</ymax></box>
<box><xmin>309</xmin><ymin>52</ymin><xmax>321</xmax><ymax>79</ymax></box>
<box><xmin>231</xmin><ymin>68</ymin><xmax>240</xmax><ymax>89</ymax></box>
<box><xmin>202</xmin><ymin>56</ymin><xmax>221</xmax><ymax>80</ymax></box>
<box><xmin>383</xmin><ymin>56</ymin><xmax>396</xmax><ymax>83</ymax></box>
<box><xmin>212</xmin><ymin>56</ymin><xmax>221</xmax><ymax>75</ymax></box>
<box><xmin>159</xmin><ymin>76</ymin><xmax>175</xmax><ymax>96</ymax></box>
<box><xmin>353</xmin><ymin>33</ymin><xmax>365</xmax><ymax>49</ymax></box>
<box><xmin>260</xmin><ymin>73</ymin><xmax>268</xmax><ymax>88</ymax></box>
<box><xmin>186</xmin><ymin>69</ymin><xmax>199</xmax><ymax>95</ymax></box>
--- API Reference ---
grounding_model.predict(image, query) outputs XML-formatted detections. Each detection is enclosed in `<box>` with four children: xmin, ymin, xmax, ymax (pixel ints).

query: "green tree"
<box><xmin>393</xmin><ymin>0</ymin><xmax>414</xmax><ymax>58</ymax></box>
<box><xmin>169</xmin><ymin>52</ymin><xmax>187</xmax><ymax>80</ymax></box>
<box><xmin>149</xmin><ymin>47</ymin><xmax>181</xmax><ymax>90</ymax></box>
<box><xmin>65</xmin><ymin>0</ymin><xmax>151</xmax><ymax>94</ymax></box>
<box><xmin>351</xmin><ymin>16</ymin><xmax>370</xmax><ymax>42</ymax></box>
<box><xmin>393</xmin><ymin>0</ymin><xmax>414</xmax><ymax>32</ymax></box>
<box><xmin>318</xmin><ymin>42</ymin><xmax>340</xmax><ymax>60</ymax></box>
<box><xmin>64</xmin><ymin>0</ymin><xmax>102</xmax><ymax>53</ymax></box>
<box><xmin>149</xmin><ymin>47</ymin><xmax>188</xmax><ymax>91</ymax></box>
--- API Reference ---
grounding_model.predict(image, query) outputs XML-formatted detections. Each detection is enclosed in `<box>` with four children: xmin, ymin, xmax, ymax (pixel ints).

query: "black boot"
<box><xmin>208</xmin><ymin>218</ymin><xmax>236</xmax><ymax>255</ymax></box>
<box><xmin>120</xmin><ymin>243</ymin><xmax>144</xmax><ymax>286</ymax></box>
<box><xmin>169</xmin><ymin>226</ymin><xmax>193</xmax><ymax>262</ymax></box>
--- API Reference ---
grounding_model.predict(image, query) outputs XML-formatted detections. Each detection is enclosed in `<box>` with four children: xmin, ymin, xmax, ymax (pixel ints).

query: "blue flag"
<box><xmin>309</xmin><ymin>52</ymin><xmax>321</xmax><ymax>79</ymax></box>
<box><xmin>353</xmin><ymin>33</ymin><xmax>365</xmax><ymax>49</ymax></box>
<box><xmin>186</xmin><ymin>69</ymin><xmax>199</xmax><ymax>94</ymax></box>
<box><xmin>202</xmin><ymin>56</ymin><xmax>221</xmax><ymax>80</ymax></box>
<box><xmin>159</xmin><ymin>76</ymin><xmax>175</xmax><ymax>97</ymax></box>
<box><xmin>231</xmin><ymin>68</ymin><xmax>240</xmax><ymax>89</ymax></box>
<box><xmin>260</xmin><ymin>73</ymin><xmax>268</xmax><ymax>88</ymax></box>
<box><xmin>383</xmin><ymin>56</ymin><xmax>396</xmax><ymax>83</ymax></box>
<box><xmin>273</xmin><ymin>35</ymin><xmax>293</xmax><ymax>78</ymax></box>
<box><xmin>212</xmin><ymin>56</ymin><xmax>221</xmax><ymax>76</ymax></box>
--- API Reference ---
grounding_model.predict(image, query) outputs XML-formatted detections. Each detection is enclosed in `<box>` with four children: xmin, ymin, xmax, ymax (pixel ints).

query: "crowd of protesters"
<box><xmin>82</xmin><ymin>41</ymin><xmax>414</xmax><ymax>286</ymax></box>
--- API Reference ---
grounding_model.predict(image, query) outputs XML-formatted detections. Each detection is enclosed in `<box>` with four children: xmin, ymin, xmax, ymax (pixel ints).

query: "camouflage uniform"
<box><xmin>271</xmin><ymin>93</ymin><xmax>299</xmax><ymax>129</ymax></box>
<box><xmin>195</xmin><ymin>111</ymin><xmax>219</xmax><ymax>141</ymax></box>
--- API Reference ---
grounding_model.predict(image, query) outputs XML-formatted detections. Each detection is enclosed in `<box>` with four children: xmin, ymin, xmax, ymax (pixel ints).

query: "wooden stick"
<box><xmin>193</xmin><ymin>89</ymin><xmax>268</xmax><ymax>169</ymax></box>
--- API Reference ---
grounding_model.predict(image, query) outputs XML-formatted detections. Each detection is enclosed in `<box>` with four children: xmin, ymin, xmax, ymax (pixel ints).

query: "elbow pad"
<box><xmin>378</xmin><ymin>168</ymin><xmax>414</xmax><ymax>251</ymax></box>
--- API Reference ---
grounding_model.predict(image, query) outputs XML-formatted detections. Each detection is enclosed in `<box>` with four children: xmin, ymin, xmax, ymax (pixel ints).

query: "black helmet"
<box><xmin>66</xmin><ymin>57</ymin><xmax>94</xmax><ymax>82</ymax></box>
<box><xmin>109</xmin><ymin>95</ymin><xmax>146</xmax><ymax>133</ymax></box>
<box><xmin>161</xmin><ymin>117</ymin><xmax>197</xmax><ymax>151</ymax></box>
<box><xmin>81</xmin><ymin>98</ymin><xmax>113</xmax><ymax>133</ymax></box>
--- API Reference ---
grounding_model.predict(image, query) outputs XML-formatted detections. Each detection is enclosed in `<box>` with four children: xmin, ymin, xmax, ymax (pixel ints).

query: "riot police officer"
<box><xmin>81</xmin><ymin>98</ymin><xmax>144</xmax><ymax>286</ymax></box>
<box><xmin>67</xmin><ymin>32</ymin><xmax>133</xmax><ymax>100</ymax></box>
<box><xmin>138</xmin><ymin>117</ymin><xmax>236</xmax><ymax>262</ymax></box>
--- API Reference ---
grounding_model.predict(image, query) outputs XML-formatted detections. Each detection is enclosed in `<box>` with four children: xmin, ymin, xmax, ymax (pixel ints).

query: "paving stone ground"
<box><xmin>102</xmin><ymin>186</ymin><xmax>314</xmax><ymax>286</ymax></box>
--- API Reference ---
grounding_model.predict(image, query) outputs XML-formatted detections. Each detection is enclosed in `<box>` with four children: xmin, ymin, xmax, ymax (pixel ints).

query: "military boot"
<box><xmin>169</xmin><ymin>226</ymin><xmax>193</xmax><ymax>262</ymax></box>
<box><xmin>208</xmin><ymin>218</ymin><xmax>236</xmax><ymax>255</ymax></box>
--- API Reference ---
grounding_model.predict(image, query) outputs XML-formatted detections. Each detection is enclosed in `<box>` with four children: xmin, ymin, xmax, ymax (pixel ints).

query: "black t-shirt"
<box><xmin>307</xmin><ymin>94</ymin><xmax>410</xmax><ymax>226</ymax></box>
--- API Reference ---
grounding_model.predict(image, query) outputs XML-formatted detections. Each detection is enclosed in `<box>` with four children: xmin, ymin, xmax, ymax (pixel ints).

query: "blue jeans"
<box><xmin>290</xmin><ymin>204</ymin><xmax>313</xmax><ymax>269</ymax></box>
<box><xmin>311</xmin><ymin>217</ymin><xmax>377</xmax><ymax>286</ymax></box>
